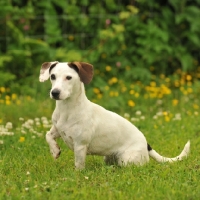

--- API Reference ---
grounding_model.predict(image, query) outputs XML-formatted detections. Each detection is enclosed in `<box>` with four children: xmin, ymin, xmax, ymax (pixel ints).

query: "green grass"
<box><xmin>0</xmin><ymin>91</ymin><xmax>200</xmax><ymax>199</ymax></box>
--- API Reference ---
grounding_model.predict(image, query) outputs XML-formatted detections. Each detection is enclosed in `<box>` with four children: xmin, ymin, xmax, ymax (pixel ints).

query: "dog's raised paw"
<box><xmin>50</xmin><ymin>146</ymin><xmax>61</xmax><ymax>159</ymax></box>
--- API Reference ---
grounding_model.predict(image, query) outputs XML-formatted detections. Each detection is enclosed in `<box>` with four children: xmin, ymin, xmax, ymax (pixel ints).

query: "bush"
<box><xmin>0</xmin><ymin>0</ymin><xmax>200</xmax><ymax>95</ymax></box>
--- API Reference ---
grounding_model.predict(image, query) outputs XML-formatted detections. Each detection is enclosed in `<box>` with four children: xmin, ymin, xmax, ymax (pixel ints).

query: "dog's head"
<box><xmin>39</xmin><ymin>61</ymin><xmax>93</xmax><ymax>100</ymax></box>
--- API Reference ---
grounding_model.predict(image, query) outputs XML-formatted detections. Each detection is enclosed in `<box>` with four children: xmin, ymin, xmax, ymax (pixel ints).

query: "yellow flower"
<box><xmin>105</xmin><ymin>66</ymin><xmax>112</xmax><ymax>71</ymax></box>
<box><xmin>101</xmin><ymin>53</ymin><xmax>107</xmax><ymax>59</ymax></box>
<box><xmin>187</xmin><ymin>88</ymin><xmax>193</xmax><ymax>93</ymax></box>
<box><xmin>16</xmin><ymin>100</ymin><xmax>21</xmax><ymax>105</ymax></box>
<box><xmin>26</xmin><ymin>96</ymin><xmax>32</xmax><ymax>101</ymax></box>
<box><xmin>19</xmin><ymin>137</ymin><xmax>25</xmax><ymax>142</ymax></box>
<box><xmin>193</xmin><ymin>104</ymin><xmax>199</xmax><ymax>109</ymax></box>
<box><xmin>129</xmin><ymin>90</ymin><xmax>135</xmax><ymax>95</ymax></box>
<box><xmin>108</xmin><ymin>77</ymin><xmax>118</xmax><ymax>85</ymax></box>
<box><xmin>172</xmin><ymin>99</ymin><xmax>179</xmax><ymax>106</ymax></box>
<box><xmin>165</xmin><ymin>116</ymin><xmax>170</xmax><ymax>122</ymax></box>
<box><xmin>128</xmin><ymin>100</ymin><xmax>135</xmax><ymax>107</ymax></box>
<box><xmin>68</xmin><ymin>35</ymin><xmax>74</xmax><ymax>41</ymax></box>
<box><xmin>0</xmin><ymin>87</ymin><xmax>6</xmax><ymax>93</ymax></box>
<box><xmin>5</xmin><ymin>95</ymin><xmax>10</xmax><ymax>100</ymax></box>
<box><xmin>93</xmin><ymin>88</ymin><xmax>100</xmax><ymax>94</ymax></box>
<box><xmin>97</xmin><ymin>94</ymin><xmax>102</xmax><ymax>99</ymax></box>
<box><xmin>6</xmin><ymin>100</ymin><xmax>11</xmax><ymax>105</ymax></box>
<box><xmin>186</xmin><ymin>75</ymin><xmax>192</xmax><ymax>81</ymax></box>
<box><xmin>135</xmin><ymin>93</ymin><xmax>139</xmax><ymax>98</ymax></box>
<box><xmin>150</xmin><ymin>81</ymin><xmax>156</xmax><ymax>87</ymax></box>
<box><xmin>11</xmin><ymin>93</ymin><xmax>17</xmax><ymax>100</ymax></box>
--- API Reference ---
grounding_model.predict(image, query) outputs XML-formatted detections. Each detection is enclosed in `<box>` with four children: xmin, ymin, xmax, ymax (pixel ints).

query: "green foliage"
<box><xmin>0</xmin><ymin>0</ymin><xmax>200</xmax><ymax>94</ymax></box>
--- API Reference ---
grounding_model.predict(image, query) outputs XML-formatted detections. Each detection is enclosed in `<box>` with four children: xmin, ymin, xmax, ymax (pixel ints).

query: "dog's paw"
<box><xmin>50</xmin><ymin>145</ymin><xmax>61</xmax><ymax>159</ymax></box>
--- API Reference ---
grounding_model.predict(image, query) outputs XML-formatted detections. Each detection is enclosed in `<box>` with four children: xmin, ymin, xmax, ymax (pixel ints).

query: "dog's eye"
<box><xmin>66</xmin><ymin>76</ymin><xmax>72</xmax><ymax>80</ymax></box>
<box><xmin>51</xmin><ymin>74</ymin><xmax>56</xmax><ymax>80</ymax></box>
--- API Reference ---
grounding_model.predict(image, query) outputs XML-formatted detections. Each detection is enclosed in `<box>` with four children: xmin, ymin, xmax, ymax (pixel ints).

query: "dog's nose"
<box><xmin>51</xmin><ymin>89</ymin><xmax>60</xmax><ymax>99</ymax></box>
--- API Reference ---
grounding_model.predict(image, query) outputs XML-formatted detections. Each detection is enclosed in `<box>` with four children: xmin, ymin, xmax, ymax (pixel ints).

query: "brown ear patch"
<box><xmin>68</xmin><ymin>62</ymin><xmax>93</xmax><ymax>84</ymax></box>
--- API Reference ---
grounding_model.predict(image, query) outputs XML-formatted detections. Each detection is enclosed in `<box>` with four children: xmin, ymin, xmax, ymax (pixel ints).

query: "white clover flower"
<box><xmin>131</xmin><ymin>118</ymin><xmax>139</xmax><ymax>122</ymax></box>
<box><xmin>27</xmin><ymin>119</ymin><xmax>34</xmax><ymax>125</ymax></box>
<box><xmin>42</xmin><ymin>120</ymin><xmax>49</xmax><ymax>125</ymax></box>
<box><xmin>36</xmin><ymin>122</ymin><xmax>41</xmax><ymax>126</ymax></box>
<box><xmin>135</xmin><ymin>111</ymin><xmax>142</xmax><ymax>116</ymax></box>
<box><xmin>173</xmin><ymin>113</ymin><xmax>181</xmax><ymax>121</ymax></box>
<box><xmin>19</xmin><ymin>117</ymin><xmax>24</xmax><ymax>121</ymax></box>
<box><xmin>41</xmin><ymin>117</ymin><xmax>47</xmax><ymax>121</ymax></box>
<box><xmin>156</xmin><ymin>111</ymin><xmax>163</xmax><ymax>116</ymax></box>
<box><xmin>6</xmin><ymin>122</ymin><xmax>13</xmax><ymax>129</ymax></box>
<box><xmin>26</xmin><ymin>171</ymin><xmax>30</xmax><ymax>175</ymax></box>
<box><xmin>153</xmin><ymin>115</ymin><xmax>158</xmax><ymax>119</ymax></box>
<box><xmin>25</xmin><ymin>188</ymin><xmax>29</xmax><ymax>191</ymax></box>
<box><xmin>140</xmin><ymin>116</ymin><xmax>145</xmax><ymax>120</ymax></box>
<box><xmin>34</xmin><ymin>118</ymin><xmax>40</xmax><ymax>122</ymax></box>
<box><xmin>0</xmin><ymin>140</ymin><xmax>4</xmax><ymax>144</ymax></box>
<box><xmin>156</xmin><ymin>100</ymin><xmax>163</xmax><ymax>105</ymax></box>
<box><xmin>124</xmin><ymin>113</ymin><xmax>130</xmax><ymax>118</ymax></box>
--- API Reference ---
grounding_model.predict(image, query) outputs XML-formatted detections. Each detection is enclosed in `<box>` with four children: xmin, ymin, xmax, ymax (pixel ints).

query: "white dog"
<box><xmin>39</xmin><ymin>61</ymin><xmax>190</xmax><ymax>169</ymax></box>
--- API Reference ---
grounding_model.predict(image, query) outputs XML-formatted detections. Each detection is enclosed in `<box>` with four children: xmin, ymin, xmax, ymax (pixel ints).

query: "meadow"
<box><xmin>0</xmin><ymin>68</ymin><xmax>200</xmax><ymax>200</ymax></box>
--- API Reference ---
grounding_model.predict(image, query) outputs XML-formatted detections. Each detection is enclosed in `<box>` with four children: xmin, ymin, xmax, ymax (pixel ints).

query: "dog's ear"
<box><xmin>39</xmin><ymin>61</ymin><xmax>58</xmax><ymax>82</ymax></box>
<box><xmin>68</xmin><ymin>62</ymin><xmax>93</xmax><ymax>84</ymax></box>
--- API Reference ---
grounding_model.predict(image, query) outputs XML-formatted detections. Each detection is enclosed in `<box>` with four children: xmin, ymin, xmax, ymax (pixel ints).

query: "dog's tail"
<box><xmin>148</xmin><ymin>140</ymin><xmax>190</xmax><ymax>163</ymax></box>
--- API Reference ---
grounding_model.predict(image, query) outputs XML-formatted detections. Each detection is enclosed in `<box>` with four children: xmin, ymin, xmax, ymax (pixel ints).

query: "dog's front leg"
<box><xmin>46</xmin><ymin>126</ymin><xmax>61</xmax><ymax>159</ymax></box>
<box><xmin>74</xmin><ymin>143</ymin><xmax>87</xmax><ymax>170</ymax></box>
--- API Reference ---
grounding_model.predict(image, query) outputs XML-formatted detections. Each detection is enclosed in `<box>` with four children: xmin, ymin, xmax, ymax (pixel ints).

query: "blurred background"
<box><xmin>0</xmin><ymin>0</ymin><xmax>200</xmax><ymax>119</ymax></box>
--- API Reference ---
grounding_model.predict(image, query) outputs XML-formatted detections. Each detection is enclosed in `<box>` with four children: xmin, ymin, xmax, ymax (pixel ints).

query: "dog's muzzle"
<box><xmin>51</xmin><ymin>89</ymin><xmax>60</xmax><ymax>99</ymax></box>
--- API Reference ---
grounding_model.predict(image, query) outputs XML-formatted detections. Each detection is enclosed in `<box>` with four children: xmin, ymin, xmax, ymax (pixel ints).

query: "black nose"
<box><xmin>51</xmin><ymin>89</ymin><xmax>60</xmax><ymax>99</ymax></box>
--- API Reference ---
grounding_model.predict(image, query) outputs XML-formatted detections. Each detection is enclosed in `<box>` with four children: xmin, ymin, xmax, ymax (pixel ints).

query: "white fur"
<box><xmin>40</xmin><ymin>62</ymin><xmax>190</xmax><ymax>169</ymax></box>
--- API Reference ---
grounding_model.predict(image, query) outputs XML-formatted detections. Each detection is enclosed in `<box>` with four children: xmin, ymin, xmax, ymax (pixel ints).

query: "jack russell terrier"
<box><xmin>39</xmin><ymin>61</ymin><xmax>190</xmax><ymax>169</ymax></box>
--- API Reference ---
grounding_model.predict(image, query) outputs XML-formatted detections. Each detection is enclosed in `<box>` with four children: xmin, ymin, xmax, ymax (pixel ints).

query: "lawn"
<box><xmin>0</xmin><ymin>74</ymin><xmax>200</xmax><ymax>199</ymax></box>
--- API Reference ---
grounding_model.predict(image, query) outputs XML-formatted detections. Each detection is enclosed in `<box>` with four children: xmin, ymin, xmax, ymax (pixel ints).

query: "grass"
<box><xmin>0</xmin><ymin>75</ymin><xmax>200</xmax><ymax>199</ymax></box>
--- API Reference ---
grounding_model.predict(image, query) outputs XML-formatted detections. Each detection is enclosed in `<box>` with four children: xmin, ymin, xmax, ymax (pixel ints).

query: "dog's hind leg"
<box><xmin>104</xmin><ymin>155</ymin><xmax>118</xmax><ymax>165</ymax></box>
<box><xmin>46</xmin><ymin>126</ymin><xmax>61</xmax><ymax>159</ymax></box>
<box><xmin>117</xmin><ymin>150</ymin><xmax>149</xmax><ymax>166</ymax></box>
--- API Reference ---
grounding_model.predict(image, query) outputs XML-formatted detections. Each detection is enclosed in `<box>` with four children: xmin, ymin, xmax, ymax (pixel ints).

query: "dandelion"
<box><xmin>193</xmin><ymin>104</ymin><xmax>199</xmax><ymax>109</ymax></box>
<box><xmin>172</xmin><ymin>99</ymin><xmax>179</xmax><ymax>106</ymax></box>
<box><xmin>128</xmin><ymin>100</ymin><xmax>135</xmax><ymax>107</ymax></box>
<box><xmin>135</xmin><ymin>93</ymin><xmax>139</xmax><ymax>98</ymax></box>
<box><xmin>68</xmin><ymin>35</ymin><xmax>74</xmax><ymax>41</ymax></box>
<box><xmin>165</xmin><ymin>116</ymin><xmax>170</xmax><ymax>122</ymax></box>
<box><xmin>11</xmin><ymin>93</ymin><xmax>17</xmax><ymax>100</ymax></box>
<box><xmin>105</xmin><ymin>66</ymin><xmax>112</xmax><ymax>71</ymax></box>
<box><xmin>0</xmin><ymin>87</ymin><xmax>6</xmax><ymax>93</ymax></box>
<box><xmin>186</xmin><ymin>74</ymin><xmax>192</xmax><ymax>81</ymax></box>
<box><xmin>93</xmin><ymin>88</ymin><xmax>100</xmax><ymax>94</ymax></box>
<box><xmin>19</xmin><ymin>137</ymin><xmax>25</xmax><ymax>142</ymax></box>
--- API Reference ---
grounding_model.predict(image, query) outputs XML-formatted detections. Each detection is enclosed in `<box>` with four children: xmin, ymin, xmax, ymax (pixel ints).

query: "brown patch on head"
<box><xmin>68</xmin><ymin>62</ymin><xmax>93</xmax><ymax>84</ymax></box>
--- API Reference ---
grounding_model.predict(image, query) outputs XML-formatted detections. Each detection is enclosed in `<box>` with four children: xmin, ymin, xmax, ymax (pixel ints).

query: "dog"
<box><xmin>39</xmin><ymin>61</ymin><xmax>190</xmax><ymax>169</ymax></box>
